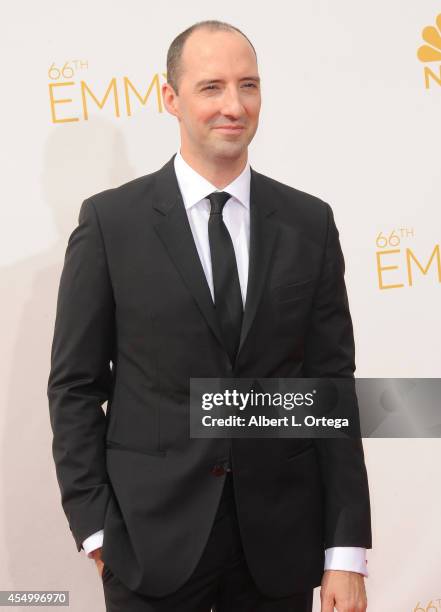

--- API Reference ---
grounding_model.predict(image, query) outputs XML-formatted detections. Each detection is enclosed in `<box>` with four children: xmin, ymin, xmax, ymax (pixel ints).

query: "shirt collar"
<box><xmin>174</xmin><ymin>149</ymin><xmax>250</xmax><ymax>211</ymax></box>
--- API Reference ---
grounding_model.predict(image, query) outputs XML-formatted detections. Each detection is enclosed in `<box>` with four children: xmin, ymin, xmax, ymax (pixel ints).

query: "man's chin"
<box><xmin>208</xmin><ymin>140</ymin><xmax>247</xmax><ymax>161</ymax></box>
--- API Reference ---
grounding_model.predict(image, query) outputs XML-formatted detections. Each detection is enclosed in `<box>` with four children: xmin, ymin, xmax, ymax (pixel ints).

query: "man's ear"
<box><xmin>162</xmin><ymin>83</ymin><xmax>180</xmax><ymax>118</ymax></box>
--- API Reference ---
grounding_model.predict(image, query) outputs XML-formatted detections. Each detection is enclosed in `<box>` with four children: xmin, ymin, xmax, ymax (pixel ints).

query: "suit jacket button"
<box><xmin>211</xmin><ymin>464</ymin><xmax>225</xmax><ymax>477</ymax></box>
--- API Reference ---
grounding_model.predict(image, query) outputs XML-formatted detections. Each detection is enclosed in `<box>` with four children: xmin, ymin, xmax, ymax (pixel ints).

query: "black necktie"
<box><xmin>207</xmin><ymin>191</ymin><xmax>243</xmax><ymax>366</ymax></box>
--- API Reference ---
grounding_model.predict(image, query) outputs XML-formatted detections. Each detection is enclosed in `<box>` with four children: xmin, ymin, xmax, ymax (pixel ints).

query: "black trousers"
<box><xmin>102</xmin><ymin>473</ymin><xmax>314</xmax><ymax>611</ymax></box>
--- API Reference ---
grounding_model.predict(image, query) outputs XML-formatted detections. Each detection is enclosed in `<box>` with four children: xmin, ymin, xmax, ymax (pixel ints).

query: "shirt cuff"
<box><xmin>324</xmin><ymin>547</ymin><xmax>368</xmax><ymax>577</ymax></box>
<box><xmin>82</xmin><ymin>530</ymin><xmax>104</xmax><ymax>557</ymax></box>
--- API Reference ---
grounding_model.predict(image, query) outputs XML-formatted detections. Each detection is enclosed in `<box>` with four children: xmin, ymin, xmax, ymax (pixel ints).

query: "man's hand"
<box><xmin>87</xmin><ymin>547</ymin><xmax>104</xmax><ymax>578</ymax></box>
<box><xmin>320</xmin><ymin>570</ymin><xmax>367</xmax><ymax>611</ymax></box>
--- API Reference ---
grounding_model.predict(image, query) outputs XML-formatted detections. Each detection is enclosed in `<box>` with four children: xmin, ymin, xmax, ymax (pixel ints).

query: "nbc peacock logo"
<box><xmin>417</xmin><ymin>13</ymin><xmax>441</xmax><ymax>88</ymax></box>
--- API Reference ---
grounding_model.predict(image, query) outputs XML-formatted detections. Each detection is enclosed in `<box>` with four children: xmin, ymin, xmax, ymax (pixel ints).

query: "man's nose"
<box><xmin>219</xmin><ymin>87</ymin><xmax>244</xmax><ymax>118</ymax></box>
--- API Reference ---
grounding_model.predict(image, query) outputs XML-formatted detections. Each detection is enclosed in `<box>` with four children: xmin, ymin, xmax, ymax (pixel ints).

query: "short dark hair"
<box><xmin>166</xmin><ymin>20</ymin><xmax>257</xmax><ymax>95</ymax></box>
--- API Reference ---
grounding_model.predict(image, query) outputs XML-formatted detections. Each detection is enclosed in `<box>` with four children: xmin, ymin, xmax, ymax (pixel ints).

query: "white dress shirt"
<box><xmin>82</xmin><ymin>150</ymin><xmax>368</xmax><ymax>578</ymax></box>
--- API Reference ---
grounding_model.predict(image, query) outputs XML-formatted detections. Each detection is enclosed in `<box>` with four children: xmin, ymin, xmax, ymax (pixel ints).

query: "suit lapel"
<box><xmin>236</xmin><ymin>167</ymin><xmax>278</xmax><ymax>361</ymax></box>
<box><xmin>151</xmin><ymin>154</ymin><xmax>279</xmax><ymax>366</ymax></box>
<box><xmin>152</xmin><ymin>155</ymin><xmax>225</xmax><ymax>352</ymax></box>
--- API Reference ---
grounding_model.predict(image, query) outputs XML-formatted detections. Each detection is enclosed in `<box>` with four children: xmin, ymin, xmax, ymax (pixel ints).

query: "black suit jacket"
<box><xmin>48</xmin><ymin>153</ymin><xmax>372</xmax><ymax>598</ymax></box>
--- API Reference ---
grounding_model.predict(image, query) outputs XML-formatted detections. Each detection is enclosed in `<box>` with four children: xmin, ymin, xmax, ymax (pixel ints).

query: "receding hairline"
<box><xmin>183</xmin><ymin>24</ymin><xmax>257</xmax><ymax>58</ymax></box>
<box><xmin>166</xmin><ymin>21</ymin><xmax>258</xmax><ymax>94</ymax></box>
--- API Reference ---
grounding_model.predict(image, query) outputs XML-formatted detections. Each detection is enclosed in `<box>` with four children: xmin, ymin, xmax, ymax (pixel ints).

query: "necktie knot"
<box><xmin>207</xmin><ymin>191</ymin><xmax>231</xmax><ymax>215</ymax></box>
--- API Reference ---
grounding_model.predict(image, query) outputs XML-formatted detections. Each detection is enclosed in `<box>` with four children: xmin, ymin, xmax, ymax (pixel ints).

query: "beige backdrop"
<box><xmin>1</xmin><ymin>1</ymin><xmax>440</xmax><ymax>610</ymax></box>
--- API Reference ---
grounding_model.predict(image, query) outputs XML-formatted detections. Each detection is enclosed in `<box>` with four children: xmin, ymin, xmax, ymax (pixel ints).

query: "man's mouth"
<box><xmin>213</xmin><ymin>126</ymin><xmax>245</xmax><ymax>133</ymax></box>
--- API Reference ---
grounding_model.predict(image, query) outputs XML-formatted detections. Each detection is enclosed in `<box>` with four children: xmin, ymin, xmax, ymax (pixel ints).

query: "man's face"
<box><xmin>164</xmin><ymin>28</ymin><xmax>261</xmax><ymax>162</ymax></box>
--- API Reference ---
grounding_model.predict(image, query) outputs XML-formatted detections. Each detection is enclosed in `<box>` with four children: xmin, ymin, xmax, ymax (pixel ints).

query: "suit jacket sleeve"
<box><xmin>47</xmin><ymin>197</ymin><xmax>114</xmax><ymax>552</ymax></box>
<box><xmin>303</xmin><ymin>202</ymin><xmax>372</xmax><ymax>550</ymax></box>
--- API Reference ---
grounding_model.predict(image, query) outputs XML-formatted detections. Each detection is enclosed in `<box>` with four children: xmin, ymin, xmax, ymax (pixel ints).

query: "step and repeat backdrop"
<box><xmin>1</xmin><ymin>1</ymin><xmax>440</xmax><ymax>610</ymax></box>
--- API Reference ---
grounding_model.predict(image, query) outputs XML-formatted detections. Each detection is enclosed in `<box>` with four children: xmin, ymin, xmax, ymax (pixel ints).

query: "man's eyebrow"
<box><xmin>195</xmin><ymin>76</ymin><xmax>261</xmax><ymax>88</ymax></box>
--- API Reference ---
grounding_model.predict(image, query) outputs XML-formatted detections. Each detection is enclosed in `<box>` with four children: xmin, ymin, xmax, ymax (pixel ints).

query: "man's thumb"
<box><xmin>320</xmin><ymin>593</ymin><xmax>335</xmax><ymax>612</ymax></box>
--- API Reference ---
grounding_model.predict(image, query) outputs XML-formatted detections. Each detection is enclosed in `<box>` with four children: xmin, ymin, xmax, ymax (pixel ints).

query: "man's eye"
<box><xmin>202</xmin><ymin>83</ymin><xmax>257</xmax><ymax>91</ymax></box>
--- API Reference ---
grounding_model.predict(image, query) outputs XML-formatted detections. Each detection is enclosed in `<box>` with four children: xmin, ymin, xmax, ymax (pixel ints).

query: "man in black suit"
<box><xmin>48</xmin><ymin>19</ymin><xmax>371</xmax><ymax>612</ymax></box>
